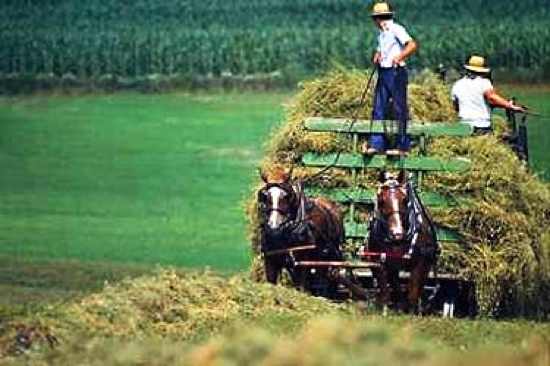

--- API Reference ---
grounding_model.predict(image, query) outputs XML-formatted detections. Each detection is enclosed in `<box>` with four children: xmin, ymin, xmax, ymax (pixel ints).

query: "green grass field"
<box><xmin>1</xmin><ymin>87</ymin><xmax>549</xmax><ymax>308</ymax></box>
<box><xmin>0</xmin><ymin>92</ymin><xmax>288</xmax><ymax>274</ymax></box>
<box><xmin>501</xmin><ymin>84</ymin><xmax>550</xmax><ymax>180</ymax></box>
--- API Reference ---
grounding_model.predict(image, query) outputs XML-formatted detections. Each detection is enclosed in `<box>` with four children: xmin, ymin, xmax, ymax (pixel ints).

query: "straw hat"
<box><xmin>464</xmin><ymin>55</ymin><xmax>490</xmax><ymax>73</ymax></box>
<box><xmin>371</xmin><ymin>2</ymin><xmax>393</xmax><ymax>17</ymax></box>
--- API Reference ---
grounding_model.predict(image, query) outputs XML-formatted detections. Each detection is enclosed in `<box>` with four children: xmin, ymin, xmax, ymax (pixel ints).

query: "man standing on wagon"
<box><xmin>364</xmin><ymin>1</ymin><xmax>418</xmax><ymax>156</ymax></box>
<box><xmin>452</xmin><ymin>55</ymin><xmax>526</xmax><ymax>134</ymax></box>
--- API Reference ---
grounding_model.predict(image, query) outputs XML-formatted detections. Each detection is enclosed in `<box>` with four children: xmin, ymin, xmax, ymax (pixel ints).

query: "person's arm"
<box><xmin>452</xmin><ymin>97</ymin><xmax>459</xmax><ymax>113</ymax></box>
<box><xmin>484</xmin><ymin>89</ymin><xmax>525</xmax><ymax>112</ymax></box>
<box><xmin>373</xmin><ymin>35</ymin><xmax>381</xmax><ymax>65</ymax></box>
<box><xmin>393</xmin><ymin>40</ymin><xmax>418</xmax><ymax>66</ymax></box>
<box><xmin>451</xmin><ymin>83</ymin><xmax>459</xmax><ymax>113</ymax></box>
<box><xmin>390</xmin><ymin>24</ymin><xmax>417</xmax><ymax>66</ymax></box>
<box><xmin>373</xmin><ymin>51</ymin><xmax>381</xmax><ymax>65</ymax></box>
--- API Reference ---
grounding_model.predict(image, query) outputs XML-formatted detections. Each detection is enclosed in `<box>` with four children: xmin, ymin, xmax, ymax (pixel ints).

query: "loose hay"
<box><xmin>11</xmin><ymin>316</ymin><xmax>550</xmax><ymax>366</ymax></box>
<box><xmin>0</xmin><ymin>269</ymin><xmax>347</xmax><ymax>358</ymax></box>
<box><xmin>245</xmin><ymin>69</ymin><xmax>550</xmax><ymax>317</ymax></box>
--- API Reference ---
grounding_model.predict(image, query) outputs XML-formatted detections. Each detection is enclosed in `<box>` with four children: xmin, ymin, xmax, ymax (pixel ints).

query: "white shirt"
<box><xmin>451</xmin><ymin>76</ymin><xmax>494</xmax><ymax>128</ymax></box>
<box><xmin>376</xmin><ymin>20</ymin><xmax>412</xmax><ymax>68</ymax></box>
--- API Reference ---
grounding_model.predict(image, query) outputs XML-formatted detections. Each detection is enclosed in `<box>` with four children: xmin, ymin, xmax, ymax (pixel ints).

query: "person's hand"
<box><xmin>509</xmin><ymin>101</ymin><xmax>527</xmax><ymax>113</ymax></box>
<box><xmin>511</xmin><ymin>104</ymin><xmax>526</xmax><ymax>113</ymax></box>
<box><xmin>372</xmin><ymin>53</ymin><xmax>381</xmax><ymax>65</ymax></box>
<box><xmin>392</xmin><ymin>55</ymin><xmax>403</xmax><ymax>67</ymax></box>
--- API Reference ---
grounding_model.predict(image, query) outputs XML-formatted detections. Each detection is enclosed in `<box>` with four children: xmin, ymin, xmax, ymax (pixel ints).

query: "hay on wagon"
<box><xmin>245</xmin><ymin>69</ymin><xmax>550</xmax><ymax>317</ymax></box>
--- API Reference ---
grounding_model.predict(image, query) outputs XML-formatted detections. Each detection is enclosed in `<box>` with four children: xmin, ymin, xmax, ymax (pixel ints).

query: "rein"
<box><xmin>302</xmin><ymin>67</ymin><xmax>377</xmax><ymax>185</ymax></box>
<box><xmin>373</xmin><ymin>181</ymin><xmax>425</xmax><ymax>247</ymax></box>
<box><xmin>406</xmin><ymin>181</ymin><xmax>437</xmax><ymax>244</ymax></box>
<box><xmin>375</xmin><ymin>181</ymin><xmax>437</xmax><ymax>256</ymax></box>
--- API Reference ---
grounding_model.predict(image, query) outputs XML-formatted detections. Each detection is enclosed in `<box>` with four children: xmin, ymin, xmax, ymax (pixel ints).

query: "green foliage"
<box><xmin>0</xmin><ymin>0</ymin><xmax>549</xmax><ymax>81</ymax></box>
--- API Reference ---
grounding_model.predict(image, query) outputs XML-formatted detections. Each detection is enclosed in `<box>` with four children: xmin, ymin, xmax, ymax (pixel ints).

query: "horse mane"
<box><xmin>406</xmin><ymin>183</ymin><xmax>437</xmax><ymax>239</ymax></box>
<box><xmin>265</xmin><ymin>166</ymin><xmax>291</xmax><ymax>184</ymax></box>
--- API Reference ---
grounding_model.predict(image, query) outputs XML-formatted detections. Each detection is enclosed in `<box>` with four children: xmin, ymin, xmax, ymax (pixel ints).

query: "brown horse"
<box><xmin>368</xmin><ymin>170</ymin><xmax>439</xmax><ymax>314</ymax></box>
<box><xmin>257</xmin><ymin>168</ymin><xmax>344</xmax><ymax>296</ymax></box>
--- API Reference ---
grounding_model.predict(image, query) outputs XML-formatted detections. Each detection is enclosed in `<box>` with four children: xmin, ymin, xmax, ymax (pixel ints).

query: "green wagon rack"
<box><xmin>294</xmin><ymin>116</ymin><xmax>477</xmax><ymax>317</ymax></box>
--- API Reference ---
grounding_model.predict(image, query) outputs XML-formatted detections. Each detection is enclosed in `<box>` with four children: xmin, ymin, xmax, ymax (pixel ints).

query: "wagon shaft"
<box><xmin>293</xmin><ymin>260</ymin><xmax>380</xmax><ymax>269</ymax></box>
<box><xmin>263</xmin><ymin>244</ymin><xmax>316</xmax><ymax>257</ymax></box>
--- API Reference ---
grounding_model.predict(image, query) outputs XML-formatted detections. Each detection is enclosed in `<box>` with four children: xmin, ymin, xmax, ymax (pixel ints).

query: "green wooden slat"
<box><xmin>416</xmin><ymin>191</ymin><xmax>458</xmax><ymax>207</ymax></box>
<box><xmin>307</xmin><ymin>187</ymin><xmax>375</xmax><ymax>204</ymax></box>
<box><xmin>304</xmin><ymin>117</ymin><xmax>473</xmax><ymax>137</ymax></box>
<box><xmin>302</xmin><ymin>153</ymin><xmax>470</xmax><ymax>172</ymax></box>
<box><xmin>435</xmin><ymin>228</ymin><xmax>463</xmax><ymax>242</ymax></box>
<box><xmin>305</xmin><ymin>187</ymin><xmax>457</xmax><ymax>207</ymax></box>
<box><xmin>344</xmin><ymin>221</ymin><xmax>461</xmax><ymax>243</ymax></box>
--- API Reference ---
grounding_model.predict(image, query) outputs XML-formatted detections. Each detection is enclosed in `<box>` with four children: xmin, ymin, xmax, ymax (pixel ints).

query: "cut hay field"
<box><xmin>1</xmin><ymin>269</ymin><xmax>549</xmax><ymax>365</ymax></box>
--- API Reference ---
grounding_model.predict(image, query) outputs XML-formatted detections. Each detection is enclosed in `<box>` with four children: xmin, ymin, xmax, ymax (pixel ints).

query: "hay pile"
<box><xmin>246</xmin><ymin>69</ymin><xmax>550</xmax><ymax>317</ymax></box>
<box><xmin>8</xmin><ymin>316</ymin><xmax>550</xmax><ymax>366</ymax></box>
<box><xmin>0</xmin><ymin>269</ymin><xmax>346</xmax><ymax>358</ymax></box>
<box><xmin>1</xmin><ymin>270</ymin><xmax>549</xmax><ymax>364</ymax></box>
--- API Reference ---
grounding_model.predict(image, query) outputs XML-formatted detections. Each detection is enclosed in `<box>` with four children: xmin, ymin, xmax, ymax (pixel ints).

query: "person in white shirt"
<box><xmin>364</xmin><ymin>2</ymin><xmax>418</xmax><ymax>156</ymax></box>
<box><xmin>452</xmin><ymin>55</ymin><xmax>525</xmax><ymax>134</ymax></box>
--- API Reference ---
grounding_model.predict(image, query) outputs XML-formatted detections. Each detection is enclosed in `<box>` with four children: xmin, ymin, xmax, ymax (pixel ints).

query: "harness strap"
<box><xmin>372</xmin><ymin>182</ymin><xmax>423</xmax><ymax>247</ymax></box>
<box><xmin>294</xmin><ymin>182</ymin><xmax>307</xmax><ymax>223</ymax></box>
<box><xmin>262</xmin><ymin>181</ymin><xmax>315</xmax><ymax>245</ymax></box>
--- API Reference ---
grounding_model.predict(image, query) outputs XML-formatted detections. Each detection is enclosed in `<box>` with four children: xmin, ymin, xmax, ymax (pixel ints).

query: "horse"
<box><xmin>367</xmin><ymin>170</ymin><xmax>439</xmax><ymax>314</ymax></box>
<box><xmin>257</xmin><ymin>167</ymin><xmax>345</xmax><ymax>296</ymax></box>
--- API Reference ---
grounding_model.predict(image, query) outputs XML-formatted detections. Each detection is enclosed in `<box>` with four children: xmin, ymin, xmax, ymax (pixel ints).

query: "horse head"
<box><xmin>257</xmin><ymin>166</ymin><xmax>298</xmax><ymax>231</ymax></box>
<box><xmin>258</xmin><ymin>166</ymin><xmax>345</xmax><ymax>290</ymax></box>
<box><xmin>376</xmin><ymin>170</ymin><xmax>409</xmax><ymax>243</ymax></box>
<box><xmin>373</xmin><ymin>170</ymin><xmax>440</xmax><ymax>313</ymax></box>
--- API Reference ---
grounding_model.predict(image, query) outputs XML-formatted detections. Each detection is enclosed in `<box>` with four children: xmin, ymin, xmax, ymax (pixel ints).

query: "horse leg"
<box><xmin>388</xmin><ymin>266</ymin><xmax>402</xmax><ymax>312</ymax></box>
<box><xmin>288</xmin><ymin>267</ymin><xmax>310</xmax><ymax>292</ymax></box>
<box><xmin>264</xmin><ymin>256</ymin><xmax>281</xmax><ymax>284</ymax></box>
<box><xmin>407</xmin><ymin>260</ymin><xmax>429</xmax><ymax>315</ymax></box>
<box><xmin>375</xmin><ymin>266</ymin><xmax>391</xmax><ymax>314</ymax></box>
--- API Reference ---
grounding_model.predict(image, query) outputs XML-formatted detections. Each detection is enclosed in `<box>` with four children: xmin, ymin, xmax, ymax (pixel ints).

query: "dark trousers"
<box><xmin>368</xmin><ymin>67</ymin><xmax>411</xmax><ymax>151</ymax></box>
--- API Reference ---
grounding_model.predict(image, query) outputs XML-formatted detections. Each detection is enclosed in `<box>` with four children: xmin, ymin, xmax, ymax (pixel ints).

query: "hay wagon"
<box><xmin>277</xmin><ymin>117</ymin><xmax>478</xmax><ymax>317</ymax></box>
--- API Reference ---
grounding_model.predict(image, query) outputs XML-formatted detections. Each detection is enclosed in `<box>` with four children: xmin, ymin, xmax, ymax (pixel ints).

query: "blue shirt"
<box><xmin>376</xmin><ymin>20</ymin><xmax>413</xmax><ymax>68</ymax></box>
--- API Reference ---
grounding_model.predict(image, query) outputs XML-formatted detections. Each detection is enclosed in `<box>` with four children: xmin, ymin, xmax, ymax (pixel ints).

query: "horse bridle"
<box><xmin>258</xmin><ymin>182</ymin><xmax>299</xmax><ymax>222</ymax></box>
<box><xmin>376</xmin><ymin>182</ymin><xmax>411</xmax><ymax>243</ymax></box>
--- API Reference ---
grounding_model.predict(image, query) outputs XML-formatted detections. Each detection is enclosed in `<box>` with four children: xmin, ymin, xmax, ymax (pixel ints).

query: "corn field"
<box><xmin>1</xmin><ymin>0</ymin><xmax>549</xmax><ymax>79</ymax></box>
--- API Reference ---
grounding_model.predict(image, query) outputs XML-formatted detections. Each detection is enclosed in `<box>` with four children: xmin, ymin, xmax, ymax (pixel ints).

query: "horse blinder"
<box><xmin>257</xmin><ymin>188</ymin><xmax>270</xmax><ymax>211</ymax></box>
